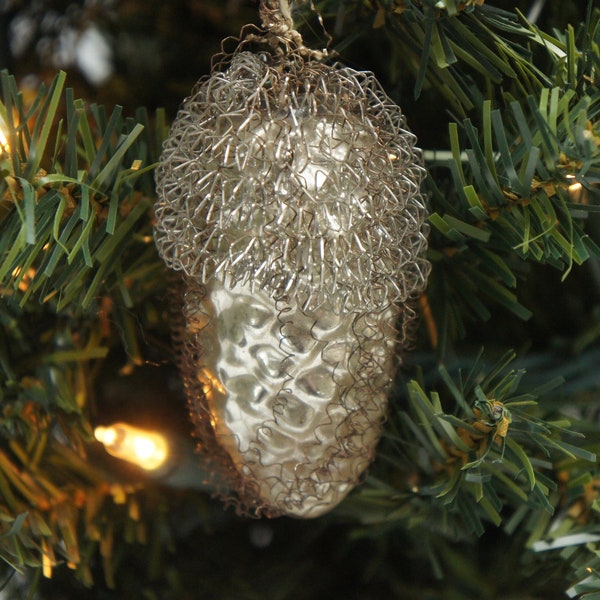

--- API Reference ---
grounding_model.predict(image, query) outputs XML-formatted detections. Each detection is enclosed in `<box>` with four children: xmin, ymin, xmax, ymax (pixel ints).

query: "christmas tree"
<box><xmin>1</xmin><ymin>1</ymin><xmax>599</xmax><ymax>598</ymax></box>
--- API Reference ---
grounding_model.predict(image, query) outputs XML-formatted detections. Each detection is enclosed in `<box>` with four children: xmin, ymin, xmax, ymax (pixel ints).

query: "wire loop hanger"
<box><xmin>246</xmin><ymin>0</ymin><xmax>330</xmax><ymax>59</ymax></box>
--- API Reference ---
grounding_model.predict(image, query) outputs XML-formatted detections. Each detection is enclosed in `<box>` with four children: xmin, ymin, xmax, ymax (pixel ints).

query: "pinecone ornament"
<box><xmin>154</xmin><ymin>31</ymin><xmax>430</xmax><ymax>517</ymax></box>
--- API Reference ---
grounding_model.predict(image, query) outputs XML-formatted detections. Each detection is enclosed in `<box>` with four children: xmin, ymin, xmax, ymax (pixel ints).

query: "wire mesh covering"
<box><xmin>154</xmin><ymin>48</ymin><xmax>430</xmax><ymax>518</ymax></box>
<box><xmin>154</xmin><ymin>51</ymin><xmax>429</xmax><ymax>314</ymax></box>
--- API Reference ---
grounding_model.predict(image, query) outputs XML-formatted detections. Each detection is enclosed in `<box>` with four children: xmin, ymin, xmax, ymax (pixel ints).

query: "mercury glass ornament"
<box><xmin>154</xmin><ymin>50</ymin><xmax>430</xmax><ymax>518</ymax></box>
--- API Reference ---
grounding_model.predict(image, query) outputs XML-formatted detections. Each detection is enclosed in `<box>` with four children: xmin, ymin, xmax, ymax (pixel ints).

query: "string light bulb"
<box><xmin>94</xmin><ymin>423</ymin><xmax>169</xmax><ymax>471</ymax></box>
<box><xmin>566</xmin><ymin>174</ymin><xmax>585</xmax><ymax>203</ymax></box>
<box><xmin>0</xmin><ymin>118</ymin><xmax>9</xmax><ymax>154</ymax></box>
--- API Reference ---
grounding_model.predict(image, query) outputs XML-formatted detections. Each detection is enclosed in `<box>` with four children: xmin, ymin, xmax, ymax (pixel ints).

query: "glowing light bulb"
<box><xmin>569</xmin><ymin>181</ymin><xmax>583</xmax><ymax>198</ymax></box>
<box><xmin>0</xmin><ymin>119</ymin><xmax>9</xmax><ymax>154</ymax></box>
<box><xmin>94</xmin><ymin>423</ymin><xmax>169</xmax><ymax>471</ymax></box>
<box><xmin>566</xmin><ymin>174</ymin><xmax>585</xmax><ymax>203</ymax></box>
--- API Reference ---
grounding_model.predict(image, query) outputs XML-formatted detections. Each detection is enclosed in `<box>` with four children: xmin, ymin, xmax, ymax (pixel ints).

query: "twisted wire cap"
<box><xmin>154</xmin><ymin>50</ymin><xmax>431</xmax><ymax>518</ymax></box>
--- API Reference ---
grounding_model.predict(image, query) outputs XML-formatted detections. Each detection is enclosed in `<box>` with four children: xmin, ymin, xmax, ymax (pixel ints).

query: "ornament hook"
<box><xmin>255</xmin><ymin>0</ymin><xmax>329</xmax><ymax>59</ymax></box>
<box><xmin>259</xmin><ymin>0</ymin><xmax>294</xmax><ymax>32</ymax></box>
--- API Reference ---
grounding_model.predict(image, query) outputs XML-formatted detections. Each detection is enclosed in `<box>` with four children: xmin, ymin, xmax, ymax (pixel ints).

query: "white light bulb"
<box><xmin>0</xmin><ymin>121</ymin><xmax>9</xmax><ymax>154</ymax></box>
<box><xmin>94</xmin><ymin>423</ymin><xmax>169</xmax><ymax>471</ymax></box>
